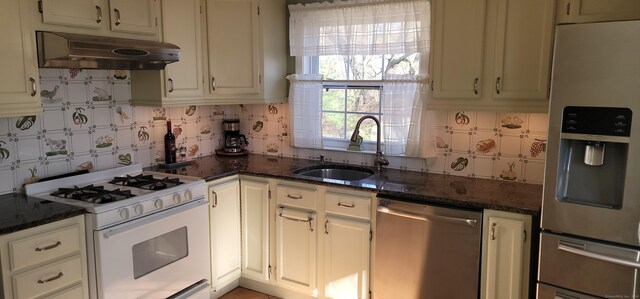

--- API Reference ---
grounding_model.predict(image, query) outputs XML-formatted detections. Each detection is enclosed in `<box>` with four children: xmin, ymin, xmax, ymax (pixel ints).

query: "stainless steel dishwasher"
<box><xmin>374</xmin><ymin>197</ymin><xmax>482</xmax><ymax>299</ymax></box>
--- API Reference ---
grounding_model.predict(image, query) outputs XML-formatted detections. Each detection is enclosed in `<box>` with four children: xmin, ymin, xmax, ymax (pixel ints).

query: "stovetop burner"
<box><xmin>109</xmin><ymin>174</ymin><xmax>183</xmax><ymax>190</ymax></box>
<box><xmin>50</xmin><ymin>184</ymin><xmax>134</xmax><ymax>204</ymax></box>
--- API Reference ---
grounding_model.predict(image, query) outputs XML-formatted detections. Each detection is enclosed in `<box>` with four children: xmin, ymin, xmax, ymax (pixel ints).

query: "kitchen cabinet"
<box><xmin>428</xmin><ymin>0</ymin><xmax>555</xmax><ymax>112</ymax></box>
<box><xmin>108</xmin><ymin>0</ymin><xmax>157</xmax><ymax>35</ymax></box>
<box><xmin>556</xmin><ymin>0</ymin><xmax>640</xmax><ymax>24</ymax></box>
<box><xmin>0</xmin><ymin>0</ymin><xmax>41</xmax><ymax>118</ymax></box>
<box><xmin>240</xmin><ymin>179</ymin><xmax>270</xmax><ymax>283</ymax></box>
<box><xmin>203</xmin><ymin>0</ymin><xmax>287</xmax><ymax>104</ymax></box>
<box><xmin>35</xmin><ymin>0</ymin><xmax>159</xmax><ymax>40</ymax></box>
<box><xmin>480</xmin><ymin>209</ymin><xmax>532</xmax><ymax>299</ymax></box>
<box><xmin>275</xmin><ymin>185</ymin><xmax>318</xmax><ymax>295</ymax></box>
<box><xmin>209</xmin><ymin>179</ymin><xmax>242</xmax><ymax>294</ymax></box>
<box><xmin>131</xmin><ymin>0</ymin><xmax>204</xmax><ymax>106</ymax></box>
<box><xmin>323</xmin><ymin>191</ymin><xmax>371</xmax><ymax>299</ymax></box>
<box><xmin>0</xmin><ymin>215</ymin><xmax>88</xmax><ymax>299</ymax></box>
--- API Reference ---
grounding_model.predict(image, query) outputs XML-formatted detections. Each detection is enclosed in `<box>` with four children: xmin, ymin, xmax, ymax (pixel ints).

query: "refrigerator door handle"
<box><xmin>377</xmin><ymin>206</ymin><xmax>477</xmax><ymax>227</ymax></box>
<box><xmin>558</xmin><ymin>243</ymin><xmax>640</xmax><ymax>269</ymax></box>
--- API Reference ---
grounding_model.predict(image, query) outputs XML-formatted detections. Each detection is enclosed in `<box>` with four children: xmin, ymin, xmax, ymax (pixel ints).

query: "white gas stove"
<box><xmin>26</xmin><ymin>164</ymin><xmax>211</xmax><ymax>299</ymax></box>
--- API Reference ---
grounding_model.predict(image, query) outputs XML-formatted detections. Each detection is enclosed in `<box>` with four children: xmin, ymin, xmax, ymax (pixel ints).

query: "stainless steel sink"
<box><xmin>293</xmin><ymin>164</ymin><xmax>375</xmax><ymax>181</ymax></box>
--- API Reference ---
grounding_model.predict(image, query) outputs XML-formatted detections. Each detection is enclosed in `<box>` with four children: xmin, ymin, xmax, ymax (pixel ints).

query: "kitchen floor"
<box><xmin>220</xmin><ymin>287</ymin><xmax>281</xmax><ymax>299</ymax></box>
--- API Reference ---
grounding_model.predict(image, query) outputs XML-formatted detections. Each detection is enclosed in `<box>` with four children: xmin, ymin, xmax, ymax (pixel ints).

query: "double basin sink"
<box><xmin>292</xmin><ymin>164</ymin><xmax>375</xmax><ymax>181</ymax></box>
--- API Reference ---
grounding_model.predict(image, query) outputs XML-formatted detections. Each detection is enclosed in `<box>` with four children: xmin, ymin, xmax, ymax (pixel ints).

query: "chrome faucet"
<box><xmin>350</xmin><ymin>115</ymin><xmax>389</xmax><ymax>170</ymax></box>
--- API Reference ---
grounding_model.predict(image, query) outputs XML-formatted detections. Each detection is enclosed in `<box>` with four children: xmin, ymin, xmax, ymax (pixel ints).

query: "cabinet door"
<box><xmin>206</xmin><ymin>0</ymin><xmax>261</xmax><ymax>96</ymax></box>
<box><xmin>557</xmin><ymin>0</ymin><xmax>640</xmax><ymax>24</ymax></box>
<box><xmin>324</xmin><ymin>216</ymin><xmax>370</xmax><ymax>299</ymax></box>
<box><xmin>481</xmin><ymin>213</ymin><xmax>529</xmax><ymax>299</ymax></box>
<box><xmin>109</xmin><ymin>0</ymin><xmax>157</xmax><ymax>35</ymax></box>
<box><xmin>240</xmin><ymin>180</ymin><xmax>270</xmax><ymax>283</ymax></box>
<box><xmin>41</xmin><ymin>0</ymin><xmax>103</xmax><ymax>28</ymax></box>
<box><xmin>209</xmin><ymin>180</ymin><xmax>242</xmax><ymax>292</ymax></box>
<box><xmin>276</xmin><ymin>207</ymin><xmax>316</xmax><ymax>294</ymax></box>
<box><xmin>431</xmin><ymin>0</ymin><xmax>486</xmax><ymax>99</ymax></box>
<box><xmin>491</xmin><ymin>0</ymin><xmax>554</xmax><ymax>101</ymax></box>
<box><xmin>161</xmin><ymin>0</ymin><xmax>203</xmax><ymax>98</ymax></box>
<box><xmin>0</xmin><ymin>0</ymin><xmax>41</xmax><ymax>118</ymax></box>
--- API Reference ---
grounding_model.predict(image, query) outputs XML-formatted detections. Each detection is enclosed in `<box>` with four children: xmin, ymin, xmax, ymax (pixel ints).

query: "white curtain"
<box><xmin>381</xmin><ymin>74</ymin><xmax>428</xmax><ymax>156</ymax></box>
<box><xmin>288</xmin><ymin>0</ymin><xmax>432</xmax><ymax>158</ymax></box>
<box><xmin>289</xmin><ymin>0</ymin><xmax>430</xmax><ymax>56</ymax></box>
<box><xmin>287</xmin><ymin>74</ymin><xmax>324</xmax><ymax>149</ymax></box>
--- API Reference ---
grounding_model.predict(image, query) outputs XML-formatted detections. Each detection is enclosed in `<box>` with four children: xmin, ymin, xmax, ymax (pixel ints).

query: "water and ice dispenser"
<box><xmin>556</xmin><ymin>106</ymin><xmax>632</xmax><ymax>209</ymax></box>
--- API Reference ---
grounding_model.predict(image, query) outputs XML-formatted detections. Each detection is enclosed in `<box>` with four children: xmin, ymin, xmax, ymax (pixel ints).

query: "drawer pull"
<box><xmin>114</xmin><ymin>8</ymin><xmax>121</xmax><ymax>26</ymax></box>
<box><xmin>338</xmin><ymin>202</ymin><xmax>355</xmax><ymax>208</ymax></box>
<box><xmin>37</xmin><ymin>272</ymin><xmax>63</xmax><ymax>284</ymax></box>
<box><xmin>287</xmin><ymin>194</ymin><xmax>303</xmax><ymax>200</ymax></box>
<box><xmin>278</xmin><ymin>212</ymin><xmax>313</xmax><ymax>232</ymax></box>
<box><xmin>96</xmin><ymin>5</ymin><xmax>102</xmax><ymax>23</ymax></box>
<box><xmin>30</xmin><ymin>77</ymin><xmax>37</xmax><ymax>96</ymax></box>
<box><xmin>35</xmin><ymin>241</ymin><xmax>62</xmax><ymax>252</ymax></box>
<box><xmin>490</xmin><ymin>223</ymin><xmax>496</xmax><ymax>240</ymax></box>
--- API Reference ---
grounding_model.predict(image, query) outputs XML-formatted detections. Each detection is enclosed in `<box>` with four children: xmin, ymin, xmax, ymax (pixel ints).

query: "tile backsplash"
<box><xmin>0</xmin><ymin>68</ymin><xmax>548</xmax><ymax>195</ymax></box>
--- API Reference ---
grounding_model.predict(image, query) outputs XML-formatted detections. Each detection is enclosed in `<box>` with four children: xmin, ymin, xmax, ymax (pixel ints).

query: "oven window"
<box><xmin>132</xmin><ymin>226</ymin><xmax>189</xmax><ymax>279</ymax></box>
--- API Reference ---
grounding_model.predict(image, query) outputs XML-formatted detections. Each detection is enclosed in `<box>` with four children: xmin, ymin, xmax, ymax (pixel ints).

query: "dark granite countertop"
<box><xmin>0</xmin><ymin>193</ymin><xmax>85</xmax><ymax>235</ymax></box>
<box><xmin>147</xmin><ymin>154</ymin><xmax>543</xmax><ymax>215</ymax></box>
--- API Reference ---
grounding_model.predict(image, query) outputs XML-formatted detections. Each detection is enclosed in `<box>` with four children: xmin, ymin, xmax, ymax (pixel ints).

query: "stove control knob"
<box><xmin>173</xmin><ymin>193</ymin><xmax>182</xmax><ymax>204</ymax></box>
<box><xmin>134</xmin><ymin>204</ymin><xmax>144</xmax><ymax>216</ymax></box>
<box><xmin>184</xmin><ymin>189</ymin><xmax>193</xmax><ymax>201</ymax></box>
<box><xmin>119</xmin><ymin>208</ymin><xmax>130</xmax><ymax>220</ymax></box>
<box><xmin>155</xmin><ymin>199</ymin><xmax>164</xmax><ymax>209</ymax></box>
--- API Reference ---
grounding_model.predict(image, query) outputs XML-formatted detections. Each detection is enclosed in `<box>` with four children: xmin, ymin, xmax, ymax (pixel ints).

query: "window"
<box><xmin>288</xmin><ymin>0</ymin><xmax>430</xmax><ymax>157</ymax></box>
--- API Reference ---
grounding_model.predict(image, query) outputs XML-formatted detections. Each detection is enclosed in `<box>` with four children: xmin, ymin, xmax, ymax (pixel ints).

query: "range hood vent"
<box><xmin>36</xmin><ymin>31</ymin><xmax>180</xmax><ymax>70</ymax></box>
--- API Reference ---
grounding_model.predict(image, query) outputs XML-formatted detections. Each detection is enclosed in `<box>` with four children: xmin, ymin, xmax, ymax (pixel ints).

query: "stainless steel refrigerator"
<box><xmin>538</xmin><ymin>20</ymin><xmax>640</xmax><ymax>298</ymax></box>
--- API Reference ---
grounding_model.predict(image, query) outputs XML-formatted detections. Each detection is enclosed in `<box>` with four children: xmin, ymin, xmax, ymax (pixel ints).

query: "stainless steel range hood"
<box><xmin>36</xmin><ymin>31</ymin><xmax>180</xmax><ymax>70</ymax></box>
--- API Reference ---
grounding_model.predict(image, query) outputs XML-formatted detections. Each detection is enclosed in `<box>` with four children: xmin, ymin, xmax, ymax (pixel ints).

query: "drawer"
<box><xmin>276</xmin><ymin>185</ymin><xmax>317</xmax><ymax>210</ymax></box>
<box><xmin>9</xmin><ymin>224</ymin><xmax>82</xmax><ymax>271</ymax></box>
<box><xmin>12</xmin><ymin>255</ymin><xmax>84</xmax><ymax>299</ymax></box>
<box><xmin>43</xmin><ymin>283</ymin><xmax>84</xmax><ymax>299</ymax></box>
<box><xmin>325</xmin><ymin>192</ymin><xmax>371</xmax><ymax>220</ymax></box>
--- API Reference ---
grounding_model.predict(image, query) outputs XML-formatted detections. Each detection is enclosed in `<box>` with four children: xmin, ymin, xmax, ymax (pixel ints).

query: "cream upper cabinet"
<box><xmin>203</xmin><ymin>0</ymin><xmax>287</xmax><ymax>104</ymax></box>
<box><xmin>108</xmin><ymin>0</ymin><xmax>157</xmax><ymax>35</ymax></box>
<box><xmin>428</xmin><ymin>0</ymin><xmax>555</xmax><ymax>112</ymax></box>
<box><xmin>209</xmin><ymin>179</ymin><xmax>242</xmax><ymax>293</ymax></box>
<box><xmin>240</xmin><ymin>179</ymin><xmax>270</xmax><ymax>283</ymax></box>
<box><xmin>557</xmin><ymin>0</ymin><xmax>640</xmax><ymax>24</ymax></box>
<box><xmin>431</xmin><ymin>0</ymin><xmax>486</xmax><ymax>99</ymax></box>
<box><xmin>480</xmin><ymin>210</ymin><xmax>532</xmax><ymax>299</ymax></box>
<box><xmin>40</xmin><ymin>0</ymin><xmax>103</xmax><ymax>28</ymax></box>
<box><xmin>206</xmin><ymin>0</ymin><xmax>260</xmax><ymax>96</ymax></box>
<box><xmin>0</xmin><ymin>0</ymin><xmax>41</xmax><ymax>118</ymax></box>
<box><xmin>35</xmin><ymin>0</ymin><xmax>159</xmax><ymax>40</ymax></box>
<box><xmin>130</xmin><ymin>0</ymin><xmax>204</xmax><ymax>106</ymax></box>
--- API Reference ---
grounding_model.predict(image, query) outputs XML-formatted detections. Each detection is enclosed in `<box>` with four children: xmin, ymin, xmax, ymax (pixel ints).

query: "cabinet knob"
<box><xmin>96</xmin><ymin>5</ymin><xmax>102</xmax><ymax>23</ymax></box>
<box><xmin>114</xmin><ymin>8</ymin><xmax>121</xmax><ymax>26</ymax></box>
<box><xmin>29</xmin><ymin>77</ymin><xmax>36</xmax><ymax>96</ymax></box>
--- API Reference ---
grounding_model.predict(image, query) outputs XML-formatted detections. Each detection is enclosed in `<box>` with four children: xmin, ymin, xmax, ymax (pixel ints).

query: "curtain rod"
<box><xmin>288</xmin><ymin>0</ymin><xmax>429</xmax><ymax>12</ymax></box>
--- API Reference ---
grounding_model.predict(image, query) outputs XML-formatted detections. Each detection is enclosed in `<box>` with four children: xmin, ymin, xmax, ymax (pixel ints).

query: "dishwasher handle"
<box><xmin>377</xmin><ymin>206</ymin><xmax>477</xmax><ymax>228</ymax></box>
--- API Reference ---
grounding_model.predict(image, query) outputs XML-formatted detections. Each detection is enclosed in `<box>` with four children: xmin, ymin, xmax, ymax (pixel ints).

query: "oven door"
<box><xmin>93</xmin><ymin>199</ymin><xmax>210</xmax><ymax>299</ymax></box>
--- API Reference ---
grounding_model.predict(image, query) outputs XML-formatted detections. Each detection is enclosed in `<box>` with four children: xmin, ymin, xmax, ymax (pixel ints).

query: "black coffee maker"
<box><xmin>217</xmin><ymin>118</ymin><xmax>248</xmax><ymax>155</ymax></box>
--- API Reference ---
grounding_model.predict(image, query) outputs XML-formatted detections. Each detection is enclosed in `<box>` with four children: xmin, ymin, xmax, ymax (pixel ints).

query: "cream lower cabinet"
<box><xmin>131</xmin><ymin>0</ymin><xmax>205</xmax><ymax>106</ymax></box>
<box><xmin>428</xmin><ymin>0</ymin><xmax>555</xmax><ymax>112</ymax></box>
<box><xmin>480</xmin><ymin>209</ymin><xmax>532</xmax><ymax>299</ymax></box>
<box><xmin>0</xmin><ymin>0</ymin><xmax>41</xmax><ymax>118</ymax></box>
<box><xmin>0</xmin><ymin>215</ymin><xmax>88</xmax><ymax>299</ymax></box>
<box><xmin>209</xmin><ymin>179</ymin><xmax>242</xmax><ymax>294</ymax></box>
<box><xmin>240</xmin><ymin>179</ymin><xmax>270</xmax><ymax>283</ymax></box>
<box><xmin>556</xmin><ymin>0</ymin><xmax>640</xmax><ymax>24</ymax></box>
<box><xmin>275</xmin><ymin>207</ymin><xmax>317</xmax><ymax>295</ymax></box>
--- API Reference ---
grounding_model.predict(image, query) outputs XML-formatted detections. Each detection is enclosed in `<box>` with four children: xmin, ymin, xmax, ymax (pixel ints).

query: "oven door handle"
<box><xmin>558</xmin><ymin>243</ymin><xmax>640</xmax><ymax>269</ymax></box>
<box><xmin>103</xmin><ymin>198</ymin><xmax>207</xmax><ymax>239</ymax></box>
<box><xmin>167</xmin><ymin>279</ymin><xmax>210</xmax><ymax>299</ymax></box>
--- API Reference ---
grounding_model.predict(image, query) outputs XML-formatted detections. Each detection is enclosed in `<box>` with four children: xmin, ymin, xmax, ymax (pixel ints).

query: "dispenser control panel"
<box><xmin>562</xmin><ymin>106</ymin><xmax>632</xmax><ymax>137</ymax></box>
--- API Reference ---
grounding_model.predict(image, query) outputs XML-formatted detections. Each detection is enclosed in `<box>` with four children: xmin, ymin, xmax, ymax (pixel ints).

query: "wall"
<box><xmin>0</xmin><ymin>68</ymin><xmax>548</xmax><ymax>195</ymax></box>
<box><xmin>0</xmin><ymin>69</ymin><xmax>235</xmax><ymax>194</ymax></box>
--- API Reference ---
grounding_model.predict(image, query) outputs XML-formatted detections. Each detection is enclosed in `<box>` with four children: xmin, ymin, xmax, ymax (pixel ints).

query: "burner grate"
<box><xmin>109</xmin><ymin>174</ymin><xmax>183</xmax><ymax>190</ymax></box>
<box><xmin>51</xmin><ymin>184</ymin><xmax>134</xmax><ymax>203</ymax></box>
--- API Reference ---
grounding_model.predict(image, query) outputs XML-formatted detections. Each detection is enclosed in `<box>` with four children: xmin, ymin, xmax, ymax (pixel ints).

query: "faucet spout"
<box><xmin>351</xmin><ymin>115</ymin><xmax>389</xmax><ymax>170</ymax></box>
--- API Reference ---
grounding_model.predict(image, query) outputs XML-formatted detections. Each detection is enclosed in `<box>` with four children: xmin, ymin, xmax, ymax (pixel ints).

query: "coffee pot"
<box><xmin>218</xmin><ymin>119</ymin><xmax>248</xmax><ymax>155</ymax></box>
